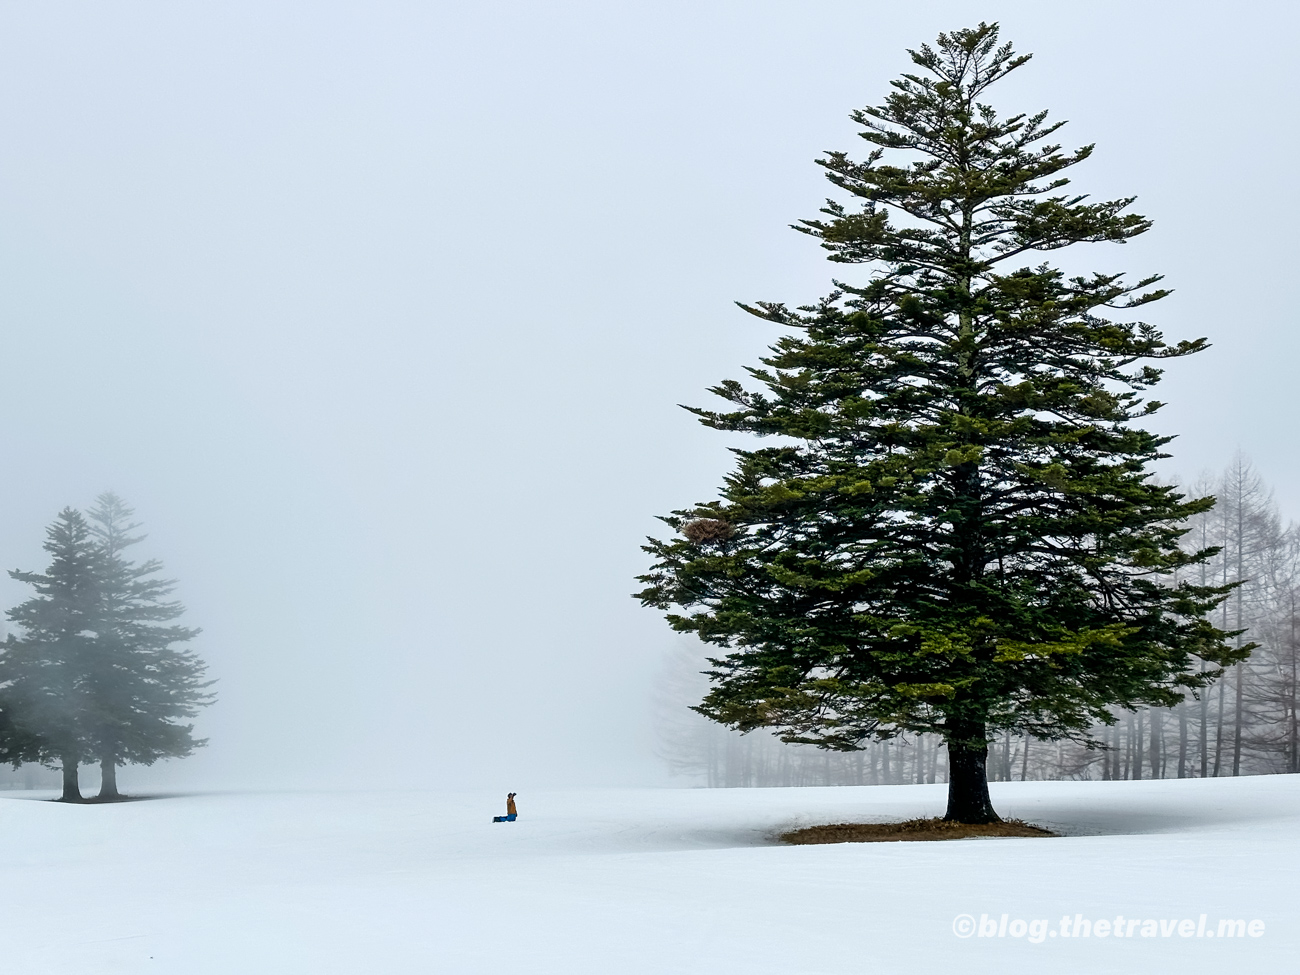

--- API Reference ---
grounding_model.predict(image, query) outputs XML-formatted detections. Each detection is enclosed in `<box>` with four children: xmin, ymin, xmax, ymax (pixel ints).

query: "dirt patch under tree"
<box><xmin>780</xmin><ymin>818</ymin><xmax>1057</xmax><ymax>844</ymax></box>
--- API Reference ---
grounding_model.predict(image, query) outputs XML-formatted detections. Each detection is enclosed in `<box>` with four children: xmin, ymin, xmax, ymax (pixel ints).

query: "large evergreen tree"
<box><xmin>84</xmin><ymin>493</ymin><xmax>213</xmax><ymax>799</ymax></box>
<box><xmin>636</xmin><ymin>24</ymin><xmax>1244</xmax><ymax>822</ymax></box>
<box><xmin>0</xmin><ymin>496</ymin><xmax>213</xmax><ymax>801</ymax></box>
<box><xmin>0</xmin><ymin>509</ymin><xmax>101</xmax><ymax>801</ymax></box>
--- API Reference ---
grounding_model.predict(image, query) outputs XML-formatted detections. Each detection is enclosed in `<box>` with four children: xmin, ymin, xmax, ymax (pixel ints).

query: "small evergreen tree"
<box><xmin>637</xmin><ymin>24</ymin><xmax>1245</xmax><ymax>822</ymax></box>
<box><xmin>84</xmin><ymin>493</ymin><xmax>213</xmax><ymax>799</ymax></box>
<box><xmin>0</xmin><ymin>509</ymin><xmax>101</xmax><ymax>801</ymax></box>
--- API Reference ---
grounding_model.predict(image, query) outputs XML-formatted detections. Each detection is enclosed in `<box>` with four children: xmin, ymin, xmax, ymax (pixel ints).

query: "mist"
<box><xmin>0</xmin><ymin>0</ymin><xmax>1294</xmax><ymax>792</ymax></box>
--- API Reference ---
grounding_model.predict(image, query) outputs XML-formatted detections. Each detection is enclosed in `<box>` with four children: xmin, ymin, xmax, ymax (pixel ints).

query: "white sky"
<box><xmin>0</xmin><ymin>1</ymin><xmax>1292</xmax><ymax>788</ymax></box>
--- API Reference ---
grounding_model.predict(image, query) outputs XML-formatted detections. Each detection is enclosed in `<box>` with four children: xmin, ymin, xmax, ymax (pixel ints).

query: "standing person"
<box><xmin>492</xmin><ymin>793</ymin><xmax>518</xmax><ymax>823</ymax></box>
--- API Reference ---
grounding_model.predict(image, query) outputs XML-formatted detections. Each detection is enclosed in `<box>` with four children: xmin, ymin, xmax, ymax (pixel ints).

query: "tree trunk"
<box><xmin>1123</xmin><ymin>713</ymin><xmax>1133</xmax><ymax>779</ymax></box>
<box><xmin>1232</xmin><ymin>661</ymin><xmax>1244</xmax><ymax>776</ymax></box>
<box><xmin>1178</xmin><ymin>700</ymin><xmax>1188</xmax><ymax>778</ymax></box>
<box><xmin>60</xmin><ymin>756</ymin><xmax>81</xmax><ymax>803</ymax></box>
<box><xmin>944</xmin><ymin>722</ymin><xmax>999</xmax><ymax>823</ymax></box>
<box><xmin>1290</xmin><ymin>602</ymin><xmax>1298</xmax><ymax>774</ymax></box>
<box><xmin>1290</xmin><ymin>596</ymin><xmax>1298</xmax><ymax>774</ymax></box>
<box><xmin>1133</xmin><ymin>710</ymin><xmax>1144</xmax><ymax>780</ymax></box>
<box><xmin>98</xmin><ymin>756</ymin><xmax>121</xmax><ymax>800</ymax></box>
<box><xmin>1112</xmin><ymin>721</ymin><xmax>1122</xmax><ymax>780</ymax></box>
<box><xmin>1199</xmin><ymin>665</ymin><xmax>1209</xmax><ymax>776</ymax></box>
<box><xmin>1232</xmin><ymin>482</ymin><xmax>1245</xmax><ymax>777</ymax></box>
<box><xmin>1213</xmin><ymin>680</ymin><xmax>1225</xmax><ymax>776</ymax></box>
<box><xmin>1154</xmin><ymin>712</ymin><xmax>1164</xmax><ymax>780</ymax></box>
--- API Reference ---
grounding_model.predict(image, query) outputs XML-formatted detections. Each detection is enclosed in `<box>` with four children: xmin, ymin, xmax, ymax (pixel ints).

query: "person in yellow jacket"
<box><xmin>493</xmin><ymin>793</ymin><xmax>518</xmax><ymax>823</ymax></box>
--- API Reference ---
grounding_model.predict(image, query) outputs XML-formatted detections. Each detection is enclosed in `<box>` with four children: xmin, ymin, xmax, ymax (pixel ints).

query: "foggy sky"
<box><xmin>0</xmin><ymin>0</ymin><xmax>1293</xmax><ymax>790</ymax></box>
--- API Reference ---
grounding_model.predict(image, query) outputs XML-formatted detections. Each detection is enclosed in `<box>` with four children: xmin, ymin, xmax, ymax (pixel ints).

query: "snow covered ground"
<box><xmin>0</xmin><ymin>775</ymin><xmax>1294</xmax><ymax>974</ymax></box>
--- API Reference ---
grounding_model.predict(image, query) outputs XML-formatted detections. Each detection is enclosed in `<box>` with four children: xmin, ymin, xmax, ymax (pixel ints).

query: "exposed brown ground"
<box><xmin>780</xmin><ymin>817</ymin><xmax>1057</xmax><ymax>844</ymax></box>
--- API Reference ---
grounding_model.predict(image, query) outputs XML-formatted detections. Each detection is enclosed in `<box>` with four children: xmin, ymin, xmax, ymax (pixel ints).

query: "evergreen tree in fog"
<box><xmin>0</xmin><ymin>496</ymin><xmax>213</xmax><ymax>801</ymax></box>
<box><xmin>84</xmin><ymin>493</ymin><xmax>213</xmax><ymax>799</ymax></box>
<box><xmin>637</xmin><ymin>24</ymin><xmax>1243</xmax><ymax>823</ymax></box>
<box><xmin>0</xmin><ymin>509</ymin><xmax>101</xmax><ymax>801</ymax></box>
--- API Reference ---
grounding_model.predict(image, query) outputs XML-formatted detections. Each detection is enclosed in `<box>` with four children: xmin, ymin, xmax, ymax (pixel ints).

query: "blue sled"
<box><xmin>492</xmin><ymin>814</ymin><xmax>518</xmax><ymax>822</ymax></box>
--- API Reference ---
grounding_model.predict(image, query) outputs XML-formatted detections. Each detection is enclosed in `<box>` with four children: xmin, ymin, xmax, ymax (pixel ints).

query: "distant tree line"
<box><xmin>0</xmin><ymin>493</ymin><xmax>213</xmax><ymax>802</ymax></box>
<box><xmin>657</xmin><ymin>455</ymin><xmax>1297</xmax><ymax>787</ymax></box>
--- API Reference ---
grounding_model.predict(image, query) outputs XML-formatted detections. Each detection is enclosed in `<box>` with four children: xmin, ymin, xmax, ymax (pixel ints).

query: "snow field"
<box><xmin>0</xmin><ymin>775</ymin><xmax>1295</xmax><ymax>974</ymax></box>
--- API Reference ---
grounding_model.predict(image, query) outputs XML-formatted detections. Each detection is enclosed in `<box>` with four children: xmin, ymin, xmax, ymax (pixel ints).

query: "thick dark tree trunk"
<box><xmin>944</xmin><ymin>723</ymin><xmax>999</xmax><ymax>824</ymax></box>
<box><xmin>98</xmin><ymin>756</ymin><xmax>121</xmax><ymax>800</ymax></box>
<box><xmin>60</xmin><ymin>756</ymin><xmax>81</xmax><ymax>803</ymax></box>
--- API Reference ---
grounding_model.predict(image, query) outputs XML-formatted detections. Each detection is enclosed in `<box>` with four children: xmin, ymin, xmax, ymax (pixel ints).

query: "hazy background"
<box><xmin>0</xmin><ymin>0</ymin><xmax>1292</xmax><ymax>791</ymax></box>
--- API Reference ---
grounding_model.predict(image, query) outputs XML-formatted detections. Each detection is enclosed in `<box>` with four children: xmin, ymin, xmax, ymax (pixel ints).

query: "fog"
<box><xmin>0</xmin><ymin>1</ymin><xmax>1293</xmax><ymax>791</ymax></box>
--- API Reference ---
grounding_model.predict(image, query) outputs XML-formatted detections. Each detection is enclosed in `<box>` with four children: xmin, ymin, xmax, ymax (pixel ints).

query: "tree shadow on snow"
<box><xmin>50</xmin><ymin>793</ymin><xmax>191</xmax><ymax>804</ymax></box>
